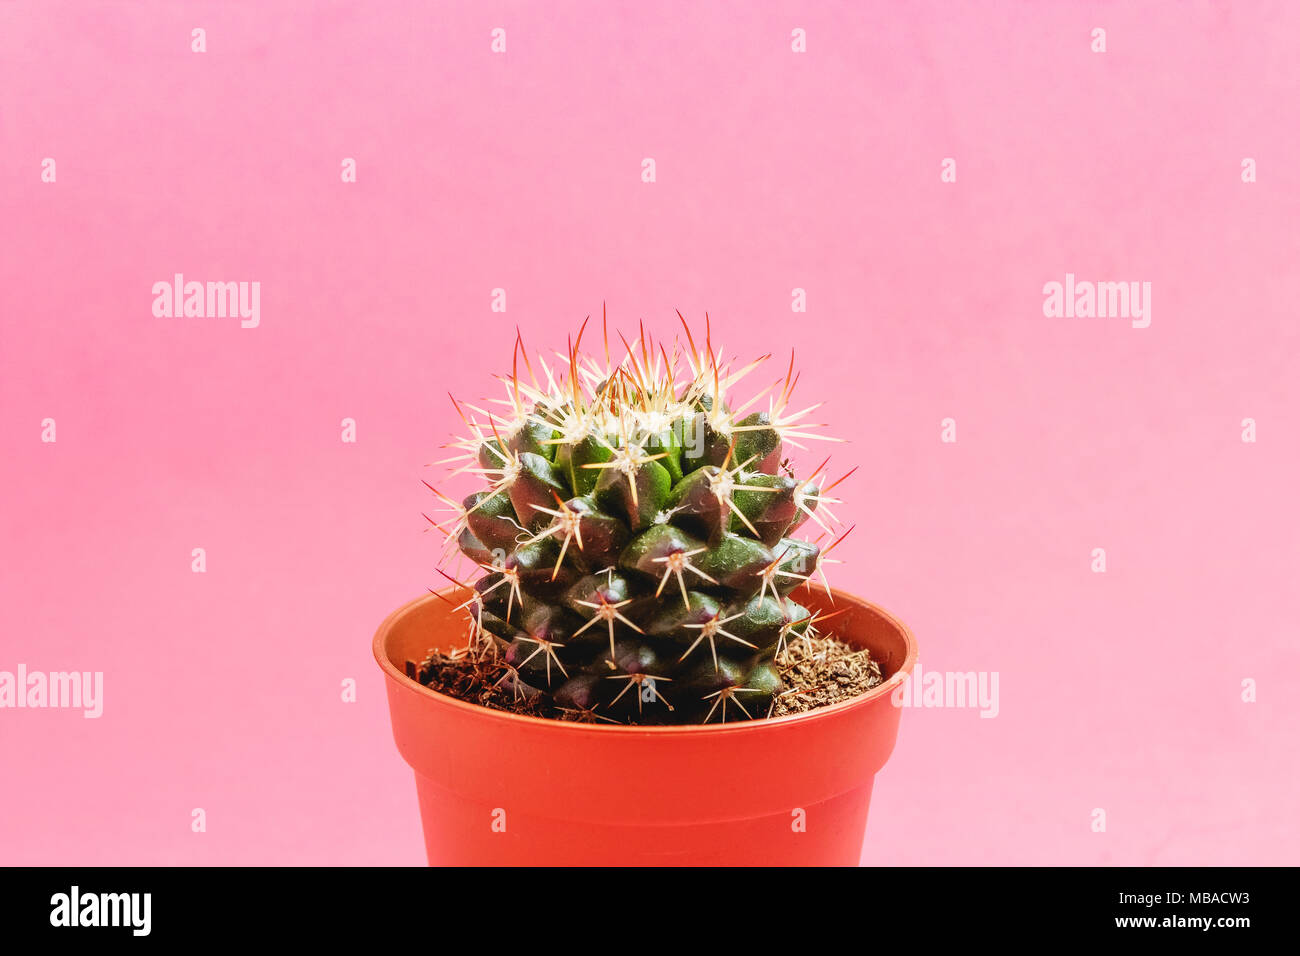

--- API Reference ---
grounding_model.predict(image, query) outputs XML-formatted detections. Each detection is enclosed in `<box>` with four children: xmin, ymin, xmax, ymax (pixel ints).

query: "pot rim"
<box><xmin>373</xmin><ymin>587</ymin><xmax>918</xmax><ymax>736</ymax></box>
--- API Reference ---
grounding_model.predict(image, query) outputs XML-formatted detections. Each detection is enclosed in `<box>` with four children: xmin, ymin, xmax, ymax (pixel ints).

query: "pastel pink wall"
<box><xmin>2</xmin><ymin>0</ymin><xmax>1297</xmax><ymax>865</ymax></box>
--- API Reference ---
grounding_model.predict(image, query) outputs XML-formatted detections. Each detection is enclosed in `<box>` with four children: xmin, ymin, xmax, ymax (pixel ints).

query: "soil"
<box><xmin>767</xmin><ymin>635</ymin><xmax>884</xmax><ymax>718</ymax></box>
<box><xmin>407</xmin><ymin>630</ymin><xmax>884</xmax><ymax>724</ymax></box>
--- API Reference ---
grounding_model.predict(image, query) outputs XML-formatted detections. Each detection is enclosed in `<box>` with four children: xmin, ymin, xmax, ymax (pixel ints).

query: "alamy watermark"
<box><xmin>891</xmin><ymin>660</ymin><xmax>999</xmax><ymax>717</ymax></box>
<box><xmin>50</xmin><ymin>886</ymin><xmax>150</xmax><ymax>936</ymax></box>
<box><xmin>0</xmin><ymin>665</ymin><xmax>103</xmax><ymax>718</ymax></box>
<box><xmin>1042</xmin><ymin>273</ymin><xmax>1151</xmax><ymax>329</ymax></box>
<box><xmin>152</xmin><ymin>273</ymin><xmax>260</xmax><ymax>328</ymax></box>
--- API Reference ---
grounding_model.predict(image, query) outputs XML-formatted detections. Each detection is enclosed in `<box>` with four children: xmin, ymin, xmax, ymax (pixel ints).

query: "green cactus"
<box><xmin>431</xmin><ymin>316</ymin><xmax>847</xmax><ymax>723</ymax></box>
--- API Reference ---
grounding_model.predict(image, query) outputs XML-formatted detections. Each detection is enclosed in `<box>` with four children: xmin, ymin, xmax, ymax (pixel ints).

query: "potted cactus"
<box><xmin>373</xmin><ymin>314</ymin><xmax>917</xmax><ymax>865</ymax></box>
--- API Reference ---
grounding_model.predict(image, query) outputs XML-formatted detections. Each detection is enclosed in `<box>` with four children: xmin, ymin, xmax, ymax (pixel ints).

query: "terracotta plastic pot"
<box><xmin>374</xmin><ymin>585</ymin><xmax>917</xmax><ymax>866</ymax></box>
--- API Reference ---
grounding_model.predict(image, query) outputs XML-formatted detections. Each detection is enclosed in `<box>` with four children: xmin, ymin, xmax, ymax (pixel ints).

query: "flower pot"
<box><xmin>374</xmin><ymin>585</ymin><xmax>917</xmax><ymax>866</ymax></box>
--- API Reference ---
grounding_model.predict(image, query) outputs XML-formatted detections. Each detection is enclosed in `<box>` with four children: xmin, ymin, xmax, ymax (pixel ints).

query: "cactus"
<box><xmin>428</xmin><ymin>315</ymin><xmax>851</xmax><ymax>724</ymax></box>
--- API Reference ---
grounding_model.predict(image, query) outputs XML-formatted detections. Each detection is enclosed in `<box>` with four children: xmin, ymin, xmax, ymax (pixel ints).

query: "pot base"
<box><xmin>413</xmin><ymin>772</ymin><xmax>874</xmax><ymax>866</ymax></box>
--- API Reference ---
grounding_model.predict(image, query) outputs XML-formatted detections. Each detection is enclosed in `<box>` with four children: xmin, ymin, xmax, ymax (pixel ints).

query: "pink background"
<box><xmin>2</xmin><ymin>1</ymin><xmax>1298</xmax><ymax>865</ymax></box>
